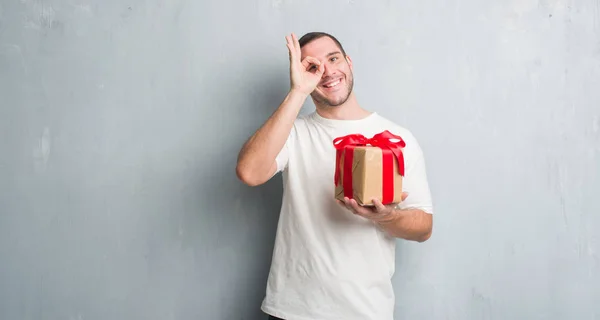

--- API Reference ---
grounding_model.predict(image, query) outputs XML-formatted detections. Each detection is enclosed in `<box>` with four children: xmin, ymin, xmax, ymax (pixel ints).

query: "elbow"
<box><xmin>416</xmin><ymin>212</ymin><xmax>433</xmax><ymax>242</ymax></box>
<box><xmin>417</xmin><ymin>229</ymin><xmax>432</xmax><ymax>243</ymax></box>
<box><xmin>236</xmin><ymin>163</ymin><xmax>264</xmax><ymax>187</ymax></box>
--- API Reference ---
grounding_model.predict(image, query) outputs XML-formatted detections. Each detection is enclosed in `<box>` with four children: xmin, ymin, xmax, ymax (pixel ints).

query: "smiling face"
<box><xmin>300</xmin><ymin>36</ymin><xmax>354</xmax><ymax>108</ymax></box>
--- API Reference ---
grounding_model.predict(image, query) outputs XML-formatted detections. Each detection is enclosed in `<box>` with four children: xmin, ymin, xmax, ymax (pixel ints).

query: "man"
<box><xmin>236</xmin><ymin>32</ymin><xmax>434</xmax><ymax>320</ymax></box>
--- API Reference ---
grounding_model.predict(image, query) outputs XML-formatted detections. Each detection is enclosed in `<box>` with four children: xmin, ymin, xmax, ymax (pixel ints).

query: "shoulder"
<box><xmin>371</xmin><ymin>114</ymin><xmax>422</xmax><ymax>151</ymax></box>
<box><xmin>369</xmin><ymin>114</ymin><xmax>429</xmax><ymax>175</ymax></box>
<box><xmin>280</xmin><ymin>113</ymin><xmax>316</xmax><ymax>147</ymax></box>
<box><xmin>295</xmin><ymin>112</ymin><xmax>318</xmax><ymax>126</ymax></box>
<box><xmin>287</xmin><ymin>112</ymin><xmax>319</xmax><ymax>136</ymax></box>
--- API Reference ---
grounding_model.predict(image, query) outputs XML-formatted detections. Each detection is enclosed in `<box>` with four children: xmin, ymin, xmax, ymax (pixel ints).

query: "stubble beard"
<box><xmin>311</xmin><ymin>74</ymin><xmax>354</xmax><ymax>108</ymax></box>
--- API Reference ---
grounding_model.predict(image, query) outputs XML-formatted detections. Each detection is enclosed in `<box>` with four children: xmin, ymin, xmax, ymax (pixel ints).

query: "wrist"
<box><xmin>376</xmin><ymin>208</ymin><xmax>403</xmax><ymax>226</ymax></box>
<box><xmin>289</xmin><ymin>88</ymin><xmax>311</xmax><ymax>99</ymax></box>
<box><xmin>282</xmin><ymin>89</ymin><xmax>309</xmax><ymax>113</ymax></box>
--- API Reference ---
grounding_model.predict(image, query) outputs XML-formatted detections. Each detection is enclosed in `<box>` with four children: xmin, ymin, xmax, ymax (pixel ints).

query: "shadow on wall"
<box><xmin>177</xmin><ymin>60</ymin><xmax>289</xmax><ymax>318</ymax></box>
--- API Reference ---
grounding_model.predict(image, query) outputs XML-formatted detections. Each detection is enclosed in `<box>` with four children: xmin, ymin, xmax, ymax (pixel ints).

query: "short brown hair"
<box><xmin>298</xmin><ymin>32</ymin><xmax>347</xmax><ymax>56</ymax></box>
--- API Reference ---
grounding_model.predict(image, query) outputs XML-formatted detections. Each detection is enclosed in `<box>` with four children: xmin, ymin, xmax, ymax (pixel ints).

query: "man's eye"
<box><xmin>331</xmin><ymin>57</ymin><xmax>338</xmax><ymax>62</ymax></box>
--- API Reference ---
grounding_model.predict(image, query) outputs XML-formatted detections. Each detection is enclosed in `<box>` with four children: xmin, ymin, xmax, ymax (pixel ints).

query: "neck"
<box><xmin>314</xmin><ymin>93</ymin><xmax>372</xmax><ymax>120</ymax></box>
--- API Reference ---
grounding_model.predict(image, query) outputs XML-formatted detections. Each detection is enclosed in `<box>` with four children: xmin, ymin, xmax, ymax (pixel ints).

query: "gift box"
<box><xmin>333</xmin><ymin>130</ymin><xmax>406</xmax><ymax>206</ymax></box>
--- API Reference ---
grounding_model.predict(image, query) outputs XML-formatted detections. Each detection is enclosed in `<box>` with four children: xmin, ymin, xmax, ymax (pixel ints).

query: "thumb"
<box><xmin>401</xmin><ymin>192</ymin><xmax>409</xmax><ymax>202</ymax></box>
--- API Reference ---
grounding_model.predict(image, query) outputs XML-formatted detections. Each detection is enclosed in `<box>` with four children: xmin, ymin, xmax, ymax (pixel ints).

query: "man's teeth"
<box><xmin>324</xmin><ymin>79</ymin><xmax>341</xmax><ymax>88</ymax></box>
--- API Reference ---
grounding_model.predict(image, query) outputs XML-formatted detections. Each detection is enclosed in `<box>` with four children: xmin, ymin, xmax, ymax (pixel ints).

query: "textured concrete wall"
<box><xmin>1</xmin><ymin>0</ymin><xmax>599</xmax><ymax>319</ymax></box>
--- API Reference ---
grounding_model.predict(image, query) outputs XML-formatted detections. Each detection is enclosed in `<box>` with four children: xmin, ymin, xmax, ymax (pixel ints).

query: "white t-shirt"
<box><xmin>261</xmin><ymin>111</ymin><xmax>434</xmax><ymax>320</ymax></box>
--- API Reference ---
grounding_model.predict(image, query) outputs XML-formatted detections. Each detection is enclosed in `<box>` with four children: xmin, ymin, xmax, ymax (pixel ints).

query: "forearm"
<box><xmin>236</xmin><ymin>89</ymin><xmax>307</xmax><ymax>185</ymax></box>
<box><xmin>376</xmin><ymin>208</ymin><xmax>432</xmax><ymax>242</ymax></box>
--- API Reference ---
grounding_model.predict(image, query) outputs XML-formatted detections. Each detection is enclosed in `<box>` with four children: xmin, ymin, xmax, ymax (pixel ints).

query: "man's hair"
<box><xmin>298</xmin><ymin>32</ymin><xmax>347</xmax><ymax>56</ymax></box>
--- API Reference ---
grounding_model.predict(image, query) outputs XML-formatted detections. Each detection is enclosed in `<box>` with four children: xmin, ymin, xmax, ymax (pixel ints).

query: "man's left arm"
<box><xmin>375</xmin><ymin>206</ymin><xmax>432</xmax><ymax>242</ymax></box>
<box><xmin>338</xmin><ymin>195</ymin><xmax>432</xmax><ymax>242</ymax></box>
<box><xmin>338</xmin><ymin>130</ymin><xmax>434</xmax><ymax>242</ymax></box>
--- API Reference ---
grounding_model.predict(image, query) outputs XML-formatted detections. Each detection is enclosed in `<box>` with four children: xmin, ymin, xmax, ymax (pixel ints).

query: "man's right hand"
<box><xmin>286</xmin><ymin>33</ymin><xmax>325</xmax><ymax>95</ymax></box>
<box><xmin>236</xmin><ymin>33</ymin><xmax>317</xmax><ymax>187</ymax></box>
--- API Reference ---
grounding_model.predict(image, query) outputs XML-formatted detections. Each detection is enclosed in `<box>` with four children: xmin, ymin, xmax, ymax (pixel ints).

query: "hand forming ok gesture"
<box><xmin>286</xmin><ymin>33</ymin><xmax>325</xmax><ymax>95</ymax></box>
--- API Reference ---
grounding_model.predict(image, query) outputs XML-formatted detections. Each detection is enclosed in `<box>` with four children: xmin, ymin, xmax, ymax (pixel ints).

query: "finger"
<box><xmin>343</xmin><ymin>197</ymin><xmax>362</xmax><ymax>214</ymax></box>
<box><xmin>301</xmin><ymin>56</ymin><xmax>320</xmax><ymax>70</ymax></box>
<box><xmin>372</xmin><ymin>198</ymin><xmax>387</xmax><ymax>213</ymax></box>
<box><xmin>348</xmin><ymin>198</ymin><xmax>373</xmax><ymax>216</ymax></box>
<box><xmin>291</xmin><ymin>33</ymin><xmax>301</xmax><ymax>56</ymax></box>
<box><xmin>349</xmin><ymin>199</ymin><xmax>361</xmax><ymax>210</ymax></box>
<box><xmin>287</xmin><ymin>45</ymin><xmax>294</xmax><ymax>61</ymax></box>
<box><xmin>286</xmin><ymin>35</ymin><xmax>296</xmax><ymax>60</ymax></box>
<box><xmin>316</xmin><ymin>62</ymin><xmax>325</xmax><ymax>76</ymax></box>
<box><xmin>342</xmin><ymin>197</ymin><xmax>354</xmax><ymax>211</ymax></box>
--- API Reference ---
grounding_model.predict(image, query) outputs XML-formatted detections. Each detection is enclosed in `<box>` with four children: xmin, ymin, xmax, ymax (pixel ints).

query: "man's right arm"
<box><xmin>236</xmin><ymin>33</ymin><xmax>325</xmax><ymax>187</ymax></box>
<box><xmin>235</xmin><ymin>89</ymin><xmax>307</xmax><ymax>186</ymax></box>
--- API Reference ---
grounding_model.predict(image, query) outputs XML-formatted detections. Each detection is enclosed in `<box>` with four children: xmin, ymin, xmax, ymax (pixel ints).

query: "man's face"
<box><xmin>300</xmin><ymin>37</ymin><xmax>354</xmax><ymax>107</ymax></box>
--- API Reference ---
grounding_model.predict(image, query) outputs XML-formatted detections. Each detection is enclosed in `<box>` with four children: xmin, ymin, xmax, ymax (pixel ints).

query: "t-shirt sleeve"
<box><xmin>396</xmin><ymin>132</ymin><xmax>434</xmax><ymax>214</ymax></box>
<box><xmin>275</xmin><ymin>141</ymin><xmax>289</xmax><ymax>173</ymax></box>
<box><xmin>274</xmin><ymin>129</ymin><xmax>295</xmax><ymax>174</ymax></box>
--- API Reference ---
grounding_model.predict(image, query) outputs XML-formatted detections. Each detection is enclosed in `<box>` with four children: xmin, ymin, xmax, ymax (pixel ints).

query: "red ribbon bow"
<box><xmin>333</xmin><ymin>130</ymin><xmax>406</xmax><ymax>204</ymax></box>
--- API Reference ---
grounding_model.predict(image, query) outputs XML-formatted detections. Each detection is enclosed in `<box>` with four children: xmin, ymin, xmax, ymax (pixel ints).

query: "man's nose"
<box><xmin>322</xmin><ymin>64</ymin><xmax>334</xmax><ymax>76</ymax></box>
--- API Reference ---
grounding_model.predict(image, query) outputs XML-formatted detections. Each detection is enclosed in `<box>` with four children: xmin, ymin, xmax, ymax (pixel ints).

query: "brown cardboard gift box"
<box><xmin>333</xmin><ymin>131</ymin><xmax>406</xmax><ymax>206</ymax></box>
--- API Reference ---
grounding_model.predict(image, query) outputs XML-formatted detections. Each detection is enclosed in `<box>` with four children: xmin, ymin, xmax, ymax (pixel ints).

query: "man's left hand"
<box><xmin>337</xmin><ymin>192</ymin><xmax>409</xmax><ymax>223</ymax></box>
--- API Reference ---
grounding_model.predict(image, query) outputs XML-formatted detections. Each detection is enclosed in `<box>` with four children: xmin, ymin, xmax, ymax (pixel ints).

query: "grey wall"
<box><xmin>1</xmin><ymin>0</ymin><xmax>599</xmax><ymax>319</ymax></box>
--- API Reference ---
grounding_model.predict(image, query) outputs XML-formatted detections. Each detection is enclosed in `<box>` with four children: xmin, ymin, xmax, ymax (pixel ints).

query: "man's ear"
<box><xmin>346</xmin><ymin>55</ymin><xmax>353</xmax><ymax>70</ymax></box>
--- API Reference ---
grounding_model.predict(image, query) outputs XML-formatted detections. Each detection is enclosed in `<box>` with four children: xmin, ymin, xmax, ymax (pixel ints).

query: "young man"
<box><xmin>236</xmin><ymin>32</ymin><xmax>434</xmax><ymax>320</ymax></box>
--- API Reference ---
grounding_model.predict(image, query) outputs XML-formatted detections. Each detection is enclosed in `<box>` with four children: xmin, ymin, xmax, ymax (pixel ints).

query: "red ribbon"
<box><xmin>333</xmin><ymin>130</ymin><xmax>406</xmax><ymax>204</ymax></box>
